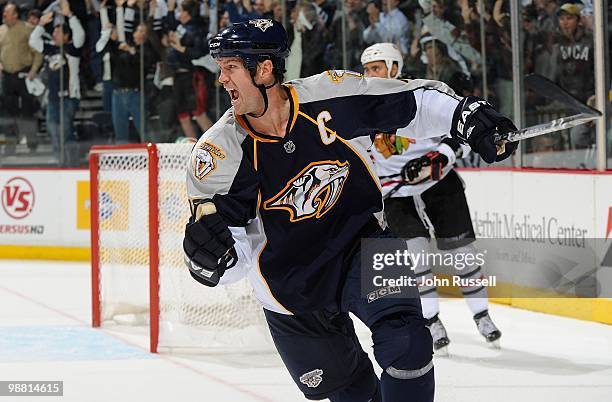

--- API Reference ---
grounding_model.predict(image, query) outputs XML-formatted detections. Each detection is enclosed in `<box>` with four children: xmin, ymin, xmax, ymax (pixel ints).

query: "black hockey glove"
<box><xmin>183</xmin><ymin>201</ymin><xmax>237</xmax><ymax>287</ymax></box>
<box><xmin>450</xmin><ymin>96</ymin><xmax>518</xmax><ymax>163</ymax></box>
<box><xmin>401</xmin><ymin>151</ymin><xmax>448</xmax><ymax>184</ymax></box>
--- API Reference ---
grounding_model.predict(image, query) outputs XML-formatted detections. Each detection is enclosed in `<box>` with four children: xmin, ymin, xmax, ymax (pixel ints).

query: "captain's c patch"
<box><xmin>193</xmin><ymin>142</ymin><xmax>226</xmax><ymax>180</ymax></box>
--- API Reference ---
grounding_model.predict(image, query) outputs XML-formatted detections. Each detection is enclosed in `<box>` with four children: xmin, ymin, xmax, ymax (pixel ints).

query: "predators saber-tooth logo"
<box><xmin>299</xmin><ymin>369</ymin><xmax>323</xmax><ymax>388</ymax></box>
<box><xmin>193</xmin><ymin>142</ymin><xmax>226</xmax><ymax>180</ymax></box>
<box><xmin>249</xmin><ymin>19</ymin><xmax>273</xmax><ymax>32</ymax></box>
<box><xmin>263</xmin><ymin>161</ymin><xmax>350</xmax><ymax>222</ymax></box>
<box><xmin>326</xmin><ymin>69</ymin><xmax>363</xmax><ymax>84</ymax></box>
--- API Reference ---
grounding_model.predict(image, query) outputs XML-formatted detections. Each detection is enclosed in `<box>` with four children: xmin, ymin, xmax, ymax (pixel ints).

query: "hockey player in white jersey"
<box><xmin>361</xmin><ymin>43</ymin><xmax>502</xmax><ymax>353</ymax></box>
<box><xmin>183</xmin><ymin>20</ymin><xmax>517</xmax><ymax>402</ymax></box>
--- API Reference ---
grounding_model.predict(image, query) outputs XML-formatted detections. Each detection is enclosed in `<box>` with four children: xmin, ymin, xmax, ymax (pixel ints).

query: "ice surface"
<box><xmin>0</xmin><ymin>260</ymin><xmax>610</xmax><ymax>402</ymax></box>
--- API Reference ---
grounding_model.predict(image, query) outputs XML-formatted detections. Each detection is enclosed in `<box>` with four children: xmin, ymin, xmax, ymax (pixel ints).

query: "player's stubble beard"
<box><xmin>240</xmin><ymin>85</ymin><xmax>266</xmax><ymax>117</ymax></box>
<box><xmin>228</xmin><ymin>79</ymin><xmax>262</xmax><ymax>116</ymax></box>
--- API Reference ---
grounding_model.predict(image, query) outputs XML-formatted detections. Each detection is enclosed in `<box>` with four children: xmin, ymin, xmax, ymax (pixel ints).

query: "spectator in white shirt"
<box><xmin>363</xmin><ymin>0</ymin><xmax>410</xmax><ymax>54</ymax></box>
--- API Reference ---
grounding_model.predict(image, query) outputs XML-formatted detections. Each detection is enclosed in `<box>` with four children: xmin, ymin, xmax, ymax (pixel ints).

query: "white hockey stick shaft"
<box><xmin>493</xmin><ymin>112</ymin><xmax>600</xmax><ymax>144</ymax></box>
<box><xmin>384</xmin><ymin>111</ymin><xmax>600</xmax><ymax>199</ymax></box>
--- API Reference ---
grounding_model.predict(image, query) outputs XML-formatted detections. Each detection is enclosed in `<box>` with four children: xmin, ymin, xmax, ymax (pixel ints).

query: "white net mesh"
<box><xmin>96</xmin><ymin>144</ymin><xmax>271</xmax><ymax>352</ymax></box>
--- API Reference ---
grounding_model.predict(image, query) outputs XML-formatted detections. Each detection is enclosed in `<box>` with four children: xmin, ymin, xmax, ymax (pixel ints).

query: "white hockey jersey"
<box><xmin>371</xmin><ymin>131</ymin><xmax>471</xmax><ymax>198</ymax></box>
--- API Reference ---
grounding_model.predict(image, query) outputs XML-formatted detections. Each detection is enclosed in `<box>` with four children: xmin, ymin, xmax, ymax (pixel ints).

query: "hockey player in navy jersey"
<box><xmin>361</xmin><ymin>43</ymin><xmax>502</xmax><ymax>355</ymax></box>
<box><xmin>182</xmin><ymin>19</ymin><xmax>517</xmax><ymax>402</ymax></box>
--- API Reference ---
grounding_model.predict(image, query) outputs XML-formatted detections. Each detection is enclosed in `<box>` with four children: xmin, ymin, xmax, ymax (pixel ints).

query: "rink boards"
<box><xmin>0</xmin><ymin>167</ymin><xmax>611</xmax><ymax>324</ymax></box>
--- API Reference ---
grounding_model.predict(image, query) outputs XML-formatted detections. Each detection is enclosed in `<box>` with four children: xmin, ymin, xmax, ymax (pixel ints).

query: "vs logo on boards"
<box><xmin>1</xmin><ymin>177</ymin><xmax>35</xmax><ymax>219</ymax></box>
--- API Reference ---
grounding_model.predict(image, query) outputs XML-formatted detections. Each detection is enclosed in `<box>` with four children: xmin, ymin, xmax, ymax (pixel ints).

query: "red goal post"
<box><xmin>90</xmin><ymin>143</ymin><xmax>270</xmax><ymax>353</ymax></box>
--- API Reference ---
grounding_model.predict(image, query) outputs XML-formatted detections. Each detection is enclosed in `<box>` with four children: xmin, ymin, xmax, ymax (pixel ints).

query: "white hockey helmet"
<box><xmin>360</xmin><ymin>43</ymin><xmax>403</xmax><ymax>79</ymax></box>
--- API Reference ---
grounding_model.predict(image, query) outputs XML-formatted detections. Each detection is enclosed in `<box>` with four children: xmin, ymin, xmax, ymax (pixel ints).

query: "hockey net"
<box><xmin>90</xmin><ymin>143</ymin><xmax>271</xmax><ymax>353</ymax></box>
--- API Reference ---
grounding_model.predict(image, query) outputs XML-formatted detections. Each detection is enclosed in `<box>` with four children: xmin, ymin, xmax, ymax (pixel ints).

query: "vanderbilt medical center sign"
<box><xmin>360</xmin><ymin>170</ymin><xmax>612</xmax><ymax>301</ymax></box>
<box><xmin>460</xmin><ymin>170</ymin><xmax>612</xmax><ymax>299</ymax></box>
<box><xmin>0</xmin><ymin>170</ymin><xmax>90</xmax><ymax>257</ymax></box>
<box><xmin>472</xmin><ymin>211</ymin><xmax>589</xmax><ymax>246</ymax></box>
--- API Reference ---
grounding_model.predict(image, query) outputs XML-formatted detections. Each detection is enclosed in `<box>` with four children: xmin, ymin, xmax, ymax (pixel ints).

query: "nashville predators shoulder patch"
<box><xmin>193</xmin><ymin>142</ymin><xmax>226</xmax><ymax>180</ymax></box>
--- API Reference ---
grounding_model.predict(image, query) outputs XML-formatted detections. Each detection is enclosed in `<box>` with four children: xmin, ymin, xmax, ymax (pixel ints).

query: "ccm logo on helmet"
<box><xmin>209</xmin><ymin>41</ymin><xmax>221</xmax><ymax>48</ymax></box>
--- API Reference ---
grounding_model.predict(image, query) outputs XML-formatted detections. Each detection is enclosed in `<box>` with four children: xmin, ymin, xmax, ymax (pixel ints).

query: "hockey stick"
<box><xmin>493</xmin><ymin>74</ymin><xmax>601</xmax><ymax>144</ymax></box>
<box><xmin>381</xmin><ymin>166</ymin><xmax>432</xmax><ymax>200</ymax></box>
<box><xmin>383</xmin><ymin>77</ymin><xmax>601</xmax><ymax>197</ymax></box>
<box><xmin>524</xmin><ymin>74</ymin><xmax>599</xmax><ymax>115</ymax></box>
<box><xmin>385</xmin><ymin>114</ymin><xmax>598</xmax><ymax>198</ymax></box>
<box><xmin>493</xmin><ymin>111</ymin><xmax>600</xmax><ymax>144</ymax></box>
<box><xmin>383</xmin><ymin>181</ymin><xmax>405</xmax><ymax>200</ymax></box>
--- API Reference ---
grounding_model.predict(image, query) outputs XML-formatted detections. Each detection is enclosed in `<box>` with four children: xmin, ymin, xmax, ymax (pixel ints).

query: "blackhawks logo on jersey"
<box><xmin>193</xmin><ymin>142</ymin><xmax>226</xmax><ymax>180</ymax></box>
<box><xmin>299</xmin><ymin>369</ymin><xmax>323</xmax><ymax>388</ymax></box>
<box><xmin>263</xmin><ymin>160</ymin><xmax>350</xmax><ymax>222</ymax></box>
<box><xmin>373</xmin><ymin>133</ymin><xmax>415</xmax><ymax>159</ymax></box>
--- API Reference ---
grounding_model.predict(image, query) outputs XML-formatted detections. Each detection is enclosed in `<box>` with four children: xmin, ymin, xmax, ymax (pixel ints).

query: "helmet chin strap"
<box><xmin>247</xmin><ymin>73</ymin><xmax>278</xmax><ymax>118</ymax></box>
<box><xmin>385</xmin><ymin>60</ymin><xmax>393</xmax><ymax>79</ymax></box>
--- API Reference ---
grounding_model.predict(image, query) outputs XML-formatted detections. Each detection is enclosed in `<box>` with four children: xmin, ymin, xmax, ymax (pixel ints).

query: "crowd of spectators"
<box><xmin>0</xmin><ymin>0</ymin><xmax>603</xmax><ymax>166</ymax></box>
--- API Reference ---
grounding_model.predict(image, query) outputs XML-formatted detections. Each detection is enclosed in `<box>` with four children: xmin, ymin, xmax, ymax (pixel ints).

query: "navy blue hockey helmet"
<box><xmin>209</xmin><ymin>19</ymin><xmax>289</xmax><ymax>74</ymax></box>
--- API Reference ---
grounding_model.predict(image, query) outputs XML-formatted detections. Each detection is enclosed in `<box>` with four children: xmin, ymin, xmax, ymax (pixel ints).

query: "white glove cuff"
<box><xmin>437</xmin><ymin>142</ymin><xmax>457</xmax><ymax>166</ymax></box>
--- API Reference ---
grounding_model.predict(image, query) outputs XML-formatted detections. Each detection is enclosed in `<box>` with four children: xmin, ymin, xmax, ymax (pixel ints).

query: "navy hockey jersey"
<box><xmin>186</xmin><ymin>71</ymin><xmax>461</xmax><ymax>314</ymax></box>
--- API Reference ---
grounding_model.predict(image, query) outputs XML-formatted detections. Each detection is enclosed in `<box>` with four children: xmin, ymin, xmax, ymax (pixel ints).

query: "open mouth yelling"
<box><xmin>228</xmin><ymin>88</ymin><xmax>240</xmax><ymax>104</ymax></box>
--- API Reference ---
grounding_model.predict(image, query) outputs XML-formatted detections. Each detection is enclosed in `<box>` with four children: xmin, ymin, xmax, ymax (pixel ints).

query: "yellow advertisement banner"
<box><xmin>77</xmin><ymin>181</ymin><xmax>90</xmax><ymax>230</ymax></box>
<box><xmin>99</xmin><ymin>180</ymin><xmax>129</xmax><ymax>231</ymax></box>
